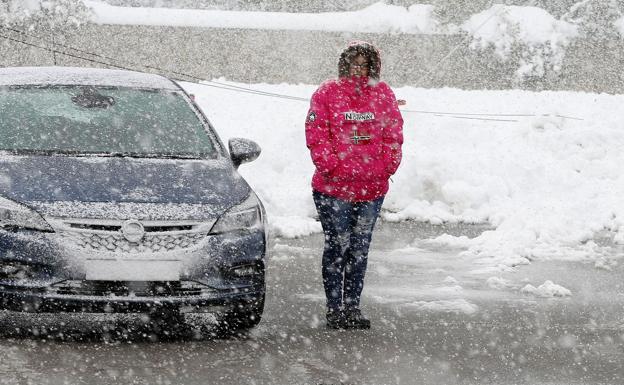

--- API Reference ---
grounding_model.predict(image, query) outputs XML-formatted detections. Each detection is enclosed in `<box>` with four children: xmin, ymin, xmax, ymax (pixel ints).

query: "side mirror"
<box><xmin>229</xmin><ymin>138</ymin><xmax>261</xmax><ymax>169</ymax></box>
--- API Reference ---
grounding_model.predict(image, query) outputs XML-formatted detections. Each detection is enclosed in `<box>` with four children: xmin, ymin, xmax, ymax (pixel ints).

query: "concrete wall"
<box><xmin>1</xmin><ymin>24</ymin><xmax>624</xmax><ymax>93</ymax></box>
<box><xmin>101</xmin><ymin>0</ymin><xmax>581</xmax><ymax>16</ymax></box>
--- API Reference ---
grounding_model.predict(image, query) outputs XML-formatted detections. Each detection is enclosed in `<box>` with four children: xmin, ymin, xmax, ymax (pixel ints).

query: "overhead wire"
<box><xmin>436</xmin><ymin>115</ymin><xmax>519</xmax><ymax>123</ymax></box>
<box><xmin>0</xmin><ymin>26</ymin><xmax>309</xmax><ymax>102</ymax></box>
<box><xmin>0</xmin><ymin>31</ymin><xmax>137</xmax><ymax>72</ymax></box>
<box><xmin>0</xmin><ymin>25</ymin><xmax>584</xmax><ymax>122</ymax></box>
<box><xmin>401</xmin><ymin>109</ymin><xmax>584</xmax><ymax>121</ymax></box>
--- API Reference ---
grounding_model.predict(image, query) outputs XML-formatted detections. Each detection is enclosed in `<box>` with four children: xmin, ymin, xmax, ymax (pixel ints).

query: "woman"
<box><xmin>305</xmin><ymin>41</ymin><xmax>404</xmax><ymax>329</ymax></box>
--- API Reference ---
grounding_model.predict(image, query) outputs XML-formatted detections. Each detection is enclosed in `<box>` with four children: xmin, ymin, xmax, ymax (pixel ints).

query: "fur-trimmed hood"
<box><xmin>338</xmin><ymin>41</ymin><xmax>381</xmax><ymax>80</ymax></box>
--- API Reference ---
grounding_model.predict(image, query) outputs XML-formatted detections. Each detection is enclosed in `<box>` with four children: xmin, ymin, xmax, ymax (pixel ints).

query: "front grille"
<box><xmin>49</xmin><ymin>218</ymin><xmax>213</xmax><ymax>254</ymax></box>
<box><xmin>51</xmin><ymin>280</ymin><xmax>210</xmax><ymax>297</ymax></box>
<box><xmin>66</xmin><ymin>232</ymin><xmax>206</xmax><ymax>253</ymax></box>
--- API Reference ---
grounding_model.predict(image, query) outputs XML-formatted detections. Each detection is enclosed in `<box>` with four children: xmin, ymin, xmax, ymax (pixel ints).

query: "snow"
<box><xmin>403</xmin><ymin>299</ymin><xmax>479</xmax><ymax>315</ymax></box>
<box><xmin>425</xmin><ymin>234</ymin><xmax>473</xmax><ymax>249</ymax></box>
<box><xmin>521</xmin><ymin>280</ymin><xmax>572</xmax><ymax>298</ymax></box>
<box><xmin>442</xmin><ymin>276</ymin><xmax>458</xmax><ymax>284</ymax></box>
<box><xmin>486</xmin><ymin>277</ymin><xmax>572</xmax><ymax>299</ymax></box>
<box><xmin>486</xmin><ymin>277</ymin><xmax>513</xmax><ymax>290</ymax></box>
<box><xmin>462</xmin><ymin>5</ymin><xmax>579</xmax><ymax>79</ymax></box>
<box><xmin>32</xmin><ymin>201</ymin><xmax>224</xmax><ymax>221</ymax></box>
<box><xmin>615</xmin><ymin>16</ymin><xmax>624</xmax><ymax>36</ymax></box>
<box><xmin>363</xmin><ymin>281</ymin><xmax>479</xmax><ymax>314</ymax></box>
<box><xmin>84</xmin><ymin>1</ymin><xmax>442</xmax><ymax>34</ymax></box>
<box><xmin>182</xmin><ymin>80</ymin><xmax>624</xmax><ymax>271</ymax></box>
<box><xmin>463</xmin><ymin>5</ymin><xmax>578</xmax><ymax>47</ymax></box>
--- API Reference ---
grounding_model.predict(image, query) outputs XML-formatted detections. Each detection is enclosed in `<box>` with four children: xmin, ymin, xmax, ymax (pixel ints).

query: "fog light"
<box><xmin>230</xmin><ymin>264</ymin><xmax>261</xmax><ymax>277</ymax></box>
<box><xmin>0</xmin><ymin>264</ymin><xmax>20</xmax><ymax>275</ymax></box>
<box><xmin>0</xmin><ymin>208</ymin><xmax>11</xmax><ymax>221</ymax></box>
<box><xmin>0</xmin><ymin>261</ymin><xmax>39</xmax><ymax>280</ymax></box>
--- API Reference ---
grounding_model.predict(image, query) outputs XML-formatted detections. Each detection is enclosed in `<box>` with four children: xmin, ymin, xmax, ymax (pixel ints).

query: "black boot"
<box><xmin>344</xmin><ymin>308</ymin><xmax>370</xmax><ymax>329</ymax></box>
<box><xmin>326</xmin><ymin>309</ymin><xmax>347</xmax><ymax>329</ymax></box>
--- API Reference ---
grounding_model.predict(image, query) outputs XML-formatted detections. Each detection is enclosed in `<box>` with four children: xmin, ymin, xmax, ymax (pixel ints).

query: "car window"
<box><xmin>0</xmin><ymin>85</ymin><xmax>217</xmax><ymax>158</ymax></box>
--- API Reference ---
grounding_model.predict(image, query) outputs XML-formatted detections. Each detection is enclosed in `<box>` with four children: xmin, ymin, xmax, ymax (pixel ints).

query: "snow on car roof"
<box><xmin>0</xmin><ymin>66</ymin><xmax>180</xmax><ymax>90</ymax></box>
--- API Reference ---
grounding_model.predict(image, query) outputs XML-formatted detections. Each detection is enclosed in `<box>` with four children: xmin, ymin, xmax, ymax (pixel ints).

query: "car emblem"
<box><xmin>121</xmin><ymin>220</ymin><xmax>145</xmax><ymax>243</ymax></box>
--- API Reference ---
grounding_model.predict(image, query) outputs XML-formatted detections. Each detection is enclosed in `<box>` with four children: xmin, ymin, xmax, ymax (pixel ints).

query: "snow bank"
<box><xmin>404</xmin><ymin>299</ymin><xmax>478</xmax><ymax>315</ymax></box>
<box><xmin>521</xmin><ymin>280</ymin><xmax>572</xmax><ymax>297</ymax></box>
<box><xmin>182</xmin><ymin>80</ymin><xmax>624</xmax><ymax>270</ymax></box>
<box><xmin>84</xmin><ymin>1</ymin><xmax>442</xmax><ymax>34</ymax></box>
<box><xmin>462</xmin><ymin>5</ymin><xmax>578</xmax><ymax>79</ymax></box>
<box><xmin>463</xmin><ymin>5</ymin><xmax>577</xmax><ymax>48</ymax></box>
<box><xmin>615</xmin><ymin>16</ymin><xmax>624</xmax><ymax>36</ymax></box>
<box><xmin>486</xmin><ymin>277</ymin><xmax>513</xmax><ymax>290</ymax></box>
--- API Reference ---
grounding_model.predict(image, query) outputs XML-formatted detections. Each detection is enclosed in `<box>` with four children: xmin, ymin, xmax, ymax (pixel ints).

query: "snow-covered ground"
<box><xmin>182</xmin><ymin>80</ymin><xmax>624</xmax><ymax>273</ymax></box>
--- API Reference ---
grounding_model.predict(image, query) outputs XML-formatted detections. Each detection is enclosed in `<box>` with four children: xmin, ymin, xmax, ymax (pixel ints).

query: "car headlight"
<box><xmin>0</xmin><ymin>196</ymin><xmax>53</xmax><ymax>232</ymax></box>
<box><xmin>210</xmin><ymin>193</ymin><xmax>262</xmax><ymax>234</ymax></box>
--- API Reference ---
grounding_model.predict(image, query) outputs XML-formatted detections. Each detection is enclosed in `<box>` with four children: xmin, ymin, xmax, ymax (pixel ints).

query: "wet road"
<box><xmin>0</xmin><ymin>221</ymin><xmax>623</xmax><ymax>385</ymax></box>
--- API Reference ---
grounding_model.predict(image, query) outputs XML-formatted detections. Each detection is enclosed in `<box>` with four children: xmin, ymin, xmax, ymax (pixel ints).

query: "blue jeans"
<box><xmin>313</xmin><ymin>191</ymin><xmax>384</xmax><ymax>312</ymax></box>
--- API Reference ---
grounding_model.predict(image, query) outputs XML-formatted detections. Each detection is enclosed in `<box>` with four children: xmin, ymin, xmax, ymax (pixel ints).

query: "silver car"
<box><xmin>0</xmin><ymin>66</ymin><xmax>267</xmax><ymax>333</ymax></box>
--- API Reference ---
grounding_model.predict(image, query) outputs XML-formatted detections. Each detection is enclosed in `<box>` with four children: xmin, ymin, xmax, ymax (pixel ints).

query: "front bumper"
<box><xmin>0</xmin><ymin>280</ymin><xmax>264</xmax><ymax>313</ymax></box>
<box><xmin>0</xmin><ymin>224</ymin><xmax>267</xmax><ymax>313</ymax></box>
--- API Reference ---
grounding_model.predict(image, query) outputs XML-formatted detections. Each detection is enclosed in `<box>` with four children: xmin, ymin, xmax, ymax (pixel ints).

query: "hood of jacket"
<box><xmin>338</xmin><ymin>41</ymin><xmax>381</xmax><ymax>80</ymax></box>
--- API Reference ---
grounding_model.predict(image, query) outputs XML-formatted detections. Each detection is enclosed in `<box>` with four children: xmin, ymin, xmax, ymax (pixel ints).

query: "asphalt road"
<box><xmin>0</xmin><ymin>221</ymin><xmax>623</xmax><ymax>385</ymax></box>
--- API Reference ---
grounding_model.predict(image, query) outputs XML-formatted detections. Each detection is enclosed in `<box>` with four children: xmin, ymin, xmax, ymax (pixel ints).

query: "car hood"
<box><xmin>0</xmin><ymin>155</ymin><xmax>250</xmax><ymax>219</ymax></box>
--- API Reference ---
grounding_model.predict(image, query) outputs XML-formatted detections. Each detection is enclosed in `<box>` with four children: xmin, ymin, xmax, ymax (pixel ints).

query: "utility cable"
<box><xmin>0</xmin><ymin>26</ymin><xmax>308</xmax><ymax>101</ymax></box>
<box><xmin>402</xmin><ymin>109</ymin><xmax>584</xmax><ymax>121</ymax></box>
<box><xmin>0</xmin><ymin>32</ymin><xmax>137</xmax><ymax>72</ymax></box>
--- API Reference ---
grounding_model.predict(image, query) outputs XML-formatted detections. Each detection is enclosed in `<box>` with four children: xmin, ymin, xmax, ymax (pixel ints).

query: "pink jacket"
<box><xmin>305</xmin><ymin>75</ymin><xmax>404</xmax><ymax>202</ymax></box>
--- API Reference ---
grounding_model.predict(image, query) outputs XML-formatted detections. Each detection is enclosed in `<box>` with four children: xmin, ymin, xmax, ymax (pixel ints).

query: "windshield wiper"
<box><xmin>88</xmin><ymin>152</ymin><xmax>205</xmax><ymax>159</ymax></box>
<box><xmin>0</xmin><ymin>149</ymin><xmax>205</xmax><ymax>159</ymax></box>
<box><xmin>0</xmin><ymin>149</ymin><xmax>84</xmax><ymax>156</ymax></box>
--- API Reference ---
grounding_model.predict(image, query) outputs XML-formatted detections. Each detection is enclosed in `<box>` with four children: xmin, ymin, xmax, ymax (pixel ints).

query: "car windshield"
<box><xmin>0</xmin><ymin>85</ymin><xmax>217</xmax><ymax>158</ymax></box>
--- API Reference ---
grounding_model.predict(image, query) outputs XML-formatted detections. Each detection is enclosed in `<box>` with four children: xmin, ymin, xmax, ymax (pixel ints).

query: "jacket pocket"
<box><xmin>330</xmin><ymin>157</ymin><xmax>388</xmax><ymax>182</ymax></box>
